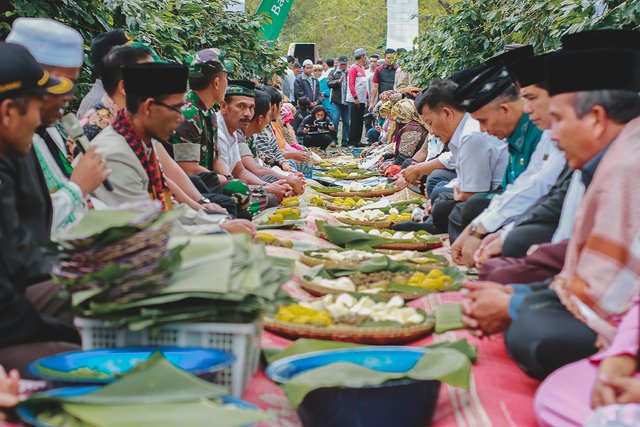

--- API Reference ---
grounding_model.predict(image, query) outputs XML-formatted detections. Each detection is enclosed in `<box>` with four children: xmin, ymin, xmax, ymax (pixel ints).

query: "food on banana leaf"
<box><xmin>357</xmin><ymin>228</ymin><xmax>437</xmax><ymax>242</ymax></box>
<box><xmin>257</xmin><ymin>232</ymin><xmax>293</xmax><ymax>248</ymax></box>
<box><xmin>275</xmin><ymin>294</ymin><xmax>425</xmax><ymax>327</ymax></box>
<box><xmin>282</xmin><ymin>196</ymin><xmax>300</xmax><ymax>207</ymax></box>
<box><xmin>303</xmin><ymin>248</ymin><xmax>447</xmax><ymax>267</ymax></box>
<box><xmin>307</xmin><ymin>269</ymin><xmax>459</xmax><ymax>296</ymax></box>
<box><xmin>309</xmin><ymin>195</ymin><xmax>325</xmax><ymax>207</ymax></box>
<box><xmin>266</xmin><ymin>208</ymin><xmax>301</xmax><ymax>224</ymax></box>
<box><xmin>335</xmin><ymin>207</ymin><xmax>412</xmax><ymax>223</ymax></box>
<box><xmin>322</xmin><ymin>169</ymin><xmax>379</xmax><ymax>180</ymax></box>
<box><xmin>326</xmin><ymin>197</ymin><xmax>377</xmax><ymax>210</ymax></box>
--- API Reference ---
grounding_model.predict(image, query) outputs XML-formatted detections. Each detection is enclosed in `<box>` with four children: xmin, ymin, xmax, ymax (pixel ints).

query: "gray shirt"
<box><xmin>447</xmin><ymin>113</ymin><xmax>508</xmax><ymax>193</ymax></box>
<box><xmin>77</xmin><ymin>80</ymin><xmax>106</xmax><ymax>118</ymax></box>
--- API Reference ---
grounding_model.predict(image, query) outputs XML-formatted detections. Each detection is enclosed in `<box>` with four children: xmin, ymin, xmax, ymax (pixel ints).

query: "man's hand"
<box><xmin>451</xmin><ymin>228</ymin><xmax>470</xmax><ymax>265</ymax></box>
<box><xmin>286</xmin><ymin>150</ymin><xmax>311</xmax><ymax>163</ymax></box>
<box><xmin>0</xmin><ymin>365</ymin><xmax>19</xmax><ymax>414</ymax></box>
<box><xmin>592</xmin><ymin>355</ymin><xmax>638</xmax><ymax>408</ymax></box>
<box><xmin>393</xmin><ymin>174</ymin><xmax>408</xmax><ymax>190</ymax></box>
<box><xmin>461</xmin><ymin>280</ymin><xmax>514</xmax><ymax>336</ymax></box>
<box><xmin>474</xmin><ymin>232</ymin><xmax>502</xmax><ymax>267</ymax></box>
<box><xmin>265</xmin><ymin>182</ymin><xmax>292</xmax><ymax>202</ymax></box>
<box><xmin>402</xmin><ymin>163</ymin><xmax>423</xmax><ymax>184</ymax></box>
<box><xmin>600</xmin><ymin>375</ymin><xmax>640</xmax><ymax>404</ymax></box>
<box><xmin>220</xmin><ymin>219</ymin><xmax>256</xmax><ymax>236</ymax></box>
<box><xmin>201</xmin><ymin>203</ymin><xmax>228</xmax><ymax>214</ymax></box>
<box><xmin>354</xmin><ymin>98</ymin><xmax>361</xmax><ymax>106</ymax></box>
<box><xmin>462</xmin><ymin>236</ymin><xmax>483</xmax><ymax>267</ymax></box>
<box><xmin>286</xmin><ymin>176</ymin><xmax>305</xmax><ymax>195</ymax></box>
<box><xmin>281</xmin><ymin>162</ymin><xmax>296</xmax><ymax>173</ymax></box>
<box><xmin>70</xmin><ymin>145</ymin><xmax>112</xmax><ymax>196</ymax></box>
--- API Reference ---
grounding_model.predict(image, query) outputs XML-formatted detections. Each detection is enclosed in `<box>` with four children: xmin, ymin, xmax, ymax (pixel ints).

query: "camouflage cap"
<box><xmin>187</xmin><ymin>48</ymin><xmax>234</xmax><ymax>78</ymax></box>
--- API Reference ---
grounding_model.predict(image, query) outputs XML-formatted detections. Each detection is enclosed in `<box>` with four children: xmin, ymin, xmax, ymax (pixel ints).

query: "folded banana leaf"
<box><xmin>434</xmin><ymin>303</ymin><xmax>465</xmax><ymax>333</ymax></box>
<box><xmin>319</xmin><ymin>223</ymin><xmax>442</xmax><ymax>249</ymax></box>
<box><xmin>22</xmin><ymin>353</ymin><xmax>268</xmax><ymax>427</ymax></box>
<box><xmin>282</xmin><ymin>348</ymin><xmax>471</xmax><ymax>408</ymax></box>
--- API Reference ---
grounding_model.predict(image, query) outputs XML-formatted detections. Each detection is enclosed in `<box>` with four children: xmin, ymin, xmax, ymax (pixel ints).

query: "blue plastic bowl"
<box><xmin>16</xmin><ymin>386</ymin><xmax>259</xmax><ymax>427</ymax></box>
<box><xmin>27</xmin><ymin>347</ymin><xmax>235</xmax><ymax>384</ymax></box>
<box><xmin>266</xmin><ymin>347</ymin><xmax>441</xmax><ymax>427</ymax></box>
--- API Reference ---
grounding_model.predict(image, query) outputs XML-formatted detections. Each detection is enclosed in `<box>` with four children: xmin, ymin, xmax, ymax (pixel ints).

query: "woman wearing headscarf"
<box><xmin>390</xmin><ymin>98</ymin><xmax>429</xmax><ymax>166</ymax></box>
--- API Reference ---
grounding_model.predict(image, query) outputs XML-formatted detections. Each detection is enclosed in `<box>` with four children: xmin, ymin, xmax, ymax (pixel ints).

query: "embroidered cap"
<box><xmin>6</xmin><ymin>18</ymin><xmax>83</xmax><ymax>68</ymax></box>
<box><xmin>225</xmin><ymin>80</ymin><xmax>256</xmax><ymax>98</ymax></box>
<box><xmin>453</xmin><ymin>64</ymin><xmax>514</xmax><ymax>112</ymax></box>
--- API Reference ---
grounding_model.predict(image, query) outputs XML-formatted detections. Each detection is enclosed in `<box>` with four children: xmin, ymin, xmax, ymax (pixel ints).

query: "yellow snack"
<box><xmin>276</xmin><ymin>208</ymin><xmax>301</xmax><ymax>220</ymax></box>
<box><xmin>267</xmin><ymin>213</ymin><xmax>284</xmax><ymax>224</ymax></box>
<box><xmin>275</xmin><ymin>304</ymin><xmax>333</xmax><ymax>326</ymax></box>
<box><xmin>310</xmin><ymin>196</ymin><xmax>325</xmax><ymax>207</ymax></box>
<box><xmin>282</xmin><ymin>196</ymin><xmax>300</xmax><ymax>207</ymax></box>
<box><xmin>406</xmin><ymin>270</ymin><xmax>454</xmax><ymax>290</ymax></box>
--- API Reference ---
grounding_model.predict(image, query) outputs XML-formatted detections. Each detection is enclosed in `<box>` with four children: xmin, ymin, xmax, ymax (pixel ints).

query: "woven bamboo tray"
<box><xmin>300</xmin><ymin>253</ymin><xmax>448</xmax><ymax>271</ymax></box>
<box><xmin>263</xmin><ymin>317</ymin><xmax>435</xmax><ymax>344</ymax></box>
<box><xmin>299</xmin><ymin>279</ymin><xmax>427</xmax><ymax>301</ymax></box>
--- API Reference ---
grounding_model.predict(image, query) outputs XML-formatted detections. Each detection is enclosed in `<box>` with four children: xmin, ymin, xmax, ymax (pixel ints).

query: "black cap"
<box><xmin>486</xmin><ymin>45</ymin><xmax>535</xmax><ymax>68</ymax></box>
<box><xmin>562</xmin><ymin>29</ymin><xmax>640</xmax><ymax>51</ymax></box>
<box><xmin>454</xmin><ymin>64</ymin><xmax>513</xmax><ymax>112</ymax></box>
<box><xmin>122</xmin><ymin>63</ymin><xmax>188</xmax><ymax>96</ymax></box>
<box><xmin>547</xmin><ymin>49</ymin><xmax>640</xmax><ymax>96</ymax></box>
<box><xmin>91</xmin><ymin>29</ymin><xmax>132</xmax><ymax>72</ymax></box>
<box><xmin>448</xmin><ymin>63</ymin><xmax>488</xmax><ymax>85</ymax></box>
<box><xmin>0</xmin><ymin>42</ymin><xmax>73</xmax><ymax>100</ymax></box>
<box><xmin>338</xmin><ymin>55</ymin><xmax>348</xmax><ymax>64</ymax></box>
<box><xmin>384</xmin><ymin>48</ymin><xmax>396</xmax><ymax>55</ymax></box>
<box><xmin>507</xmin><ymin>51</ymin><xmax>558</xmax><ymax>88</ymax></box>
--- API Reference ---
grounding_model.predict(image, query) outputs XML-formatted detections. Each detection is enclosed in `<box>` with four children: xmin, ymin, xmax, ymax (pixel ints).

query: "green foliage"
<box><xmin>2</xmin><ymin>0</ymin><xmax>283</xmax><ymax>107</ymax></box>
<box><xmin>403</xmin><ymin>0</ymin><xmax>640</xmax><ymax>87</ymax></box>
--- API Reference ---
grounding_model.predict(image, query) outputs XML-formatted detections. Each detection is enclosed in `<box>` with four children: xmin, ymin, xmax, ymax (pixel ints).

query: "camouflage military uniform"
<box><xmin>169</xmin><ymin>89</ymin><xmax>218</xmax><ymax>170</ymax></box>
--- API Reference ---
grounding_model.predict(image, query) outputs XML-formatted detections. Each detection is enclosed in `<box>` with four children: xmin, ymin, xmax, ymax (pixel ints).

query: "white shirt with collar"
<box><xmin>473</xmin><ymin>130</ymin><xmax>566</xmax><ymax>232</ymax></box>
<box><xmin>446</xmin><ymin>113</ymin><xmax>507</xmax><ymax>193</ymax></box>
<box><xmin>216</xmin><ymin>111</ymin><xmax>242</xmax><ymax>172</ymax></box>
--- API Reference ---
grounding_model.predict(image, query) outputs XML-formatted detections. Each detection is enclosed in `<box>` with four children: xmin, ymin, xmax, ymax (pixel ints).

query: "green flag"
<box><xmin>256</xmin><ymin>0</ymin><xmax>294</xmax><ymax>40</ymax></box>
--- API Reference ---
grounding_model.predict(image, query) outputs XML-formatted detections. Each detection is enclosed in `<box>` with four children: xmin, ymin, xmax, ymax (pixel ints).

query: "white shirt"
<box><xmin>216</xmin><ymin>111</ymin><xmax>242</xmax><ymax>172</ymax></box>
<box><xmin>473</xmin><ymin>130</ymin><xmax>566</xmax><ymax>232</ymax></box>
<box><xmin>551</xmin><ymin>170</ymin><xmax>585</xmax><ymax>243</ymax></box>
<box><xmin>446</xmin><ymin>114</ymin><xmax>508</xmax><ymax>193</ymax></box>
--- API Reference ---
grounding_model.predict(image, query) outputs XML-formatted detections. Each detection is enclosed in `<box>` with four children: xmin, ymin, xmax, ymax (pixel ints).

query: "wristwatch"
<box><xmin>197</xmin><ymin>197</ymin><xmax>211</xmax><ymax>205</ymax></box>
<box><xmin>469</xmin><ymin>223</ymin><xmax>488</xmax><ymax>240</ymax></box>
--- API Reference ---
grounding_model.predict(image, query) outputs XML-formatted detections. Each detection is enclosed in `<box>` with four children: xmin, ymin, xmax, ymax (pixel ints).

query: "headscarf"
<box><xmin>280</xmin><ymin>103</ymin><xmax>295</xmax><ymax>125</ymax></box>
<box><xmin>380</xmin><ymin>90</ymin><xmax>402</xmax><ymax>103</ymax></box>
<box><xmin>390</xmin><ymin>98</ymin><xmax>429</xmax><ymax>130</ymax></box>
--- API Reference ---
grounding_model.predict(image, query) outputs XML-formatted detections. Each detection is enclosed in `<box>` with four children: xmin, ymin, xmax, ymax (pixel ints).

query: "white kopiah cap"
<box><xmin>302</xmin><ymin>59</ymin><xmax>314</xmax><ymax>67</ymax></box>
<box><xmin>7</xmin><ymin>18</ymin><xmax>84</xmax><ymax>68</ymax></box>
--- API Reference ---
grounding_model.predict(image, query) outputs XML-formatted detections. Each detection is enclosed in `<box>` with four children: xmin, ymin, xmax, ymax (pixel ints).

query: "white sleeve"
<box><xmin>438</xmin><ymin>151</ymin><xmax>455</xmax><ymax>169</ymax></box>
<box><xmin>474</xmin><ymin>137</ymin><xmax>566</xmax><ymax>232</ymax></box>
<box><xmin>551</xmin><ymin>171</ymin><xmax>585</xmax><ymax>243</ymax></box>
<box><xmin>50</xmin><ymin>181</ymin><xmax>84</xmax><ymax>232</ymax></box>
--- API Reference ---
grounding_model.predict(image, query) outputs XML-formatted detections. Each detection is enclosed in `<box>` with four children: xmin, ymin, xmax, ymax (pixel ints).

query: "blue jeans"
<box><xmin>426</xmin><ymin>169</ymin><xmax>457</xmax><ymax>200</ymax></box>
<box><xmin>330</xmin><ymin>103</ymin><xmax>350</xmax><ymax>145</ymax></box>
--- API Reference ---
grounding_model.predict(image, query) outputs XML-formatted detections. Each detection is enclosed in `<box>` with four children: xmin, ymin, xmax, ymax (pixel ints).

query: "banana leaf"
<box><xmin>22</xmin><ymin>353</ymin><xmax>267</xmax><ymax>427</ymax></box>
<box><xmin>263</xmin><ymin>338</ymin><xmax>478</xmax><ymax>365</ymax></box>
<box><xmin>319</xmin><ymin>223</ymin><xmax>442</xmax><ymax>250</ymax></box>
<box><xmin>282</xmin><ymin>348</ymin><xmax>471</xmax><ymax>408</ymax></box>
<box><xmin>434</xmin><ymin>304</ymin><xmax>464</xmax><ymax>333</ymax></box>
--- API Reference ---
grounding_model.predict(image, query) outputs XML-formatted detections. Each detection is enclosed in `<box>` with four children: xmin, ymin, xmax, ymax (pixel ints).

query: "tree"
<box><xmin>403</xmin><ymin>0</ymin><xmax>640</xmax><ymax>87</ymax></box>
<box><xmin>2</xmin><ymin>0</ymin><xmax>283</xmax><ymax>106</ymax></box>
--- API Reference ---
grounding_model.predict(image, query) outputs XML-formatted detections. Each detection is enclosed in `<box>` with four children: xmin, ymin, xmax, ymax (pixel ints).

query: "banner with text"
<box><xmin>386</xmin><ymin>0</ymin><xmax>419</xmax><ymax>50</ymax></box>
<box><xmin>256</xmin><ymin>0</ymin><xmax>295</xmax><ymax>41</ymax></box>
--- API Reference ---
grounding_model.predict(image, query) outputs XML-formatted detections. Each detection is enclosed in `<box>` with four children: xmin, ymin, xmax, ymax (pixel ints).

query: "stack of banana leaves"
<box><xmin>52</xmin><ymin>203</ymin><xmax>294</xmax><ymax>330</ymax></box>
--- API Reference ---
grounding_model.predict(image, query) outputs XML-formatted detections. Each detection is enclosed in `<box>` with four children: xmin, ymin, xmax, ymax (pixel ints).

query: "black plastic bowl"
<box><xmin>298</xmin><ymin>378</ymin><xmax>441</xmax><ymax>427</ymax></box>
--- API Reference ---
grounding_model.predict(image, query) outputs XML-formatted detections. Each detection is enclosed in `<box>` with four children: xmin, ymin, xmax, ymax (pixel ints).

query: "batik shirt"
<box><xmin>79</xmin><ymin>93</ymin><xmax>118</xmax><ymax>141</ymax></box>
<box><xmin>170</xmin><ymin>90</ymin><xmax>219</xmax><ymax>170</ymax></box>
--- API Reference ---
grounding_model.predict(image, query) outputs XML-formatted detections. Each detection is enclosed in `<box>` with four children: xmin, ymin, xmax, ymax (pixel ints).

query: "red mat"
<box><xmin>244</xmin><ymin>292</ymin><xmax>540</xmax><ymax>427</ymax></box>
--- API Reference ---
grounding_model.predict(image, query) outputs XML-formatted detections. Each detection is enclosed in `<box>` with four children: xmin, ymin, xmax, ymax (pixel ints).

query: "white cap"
<box><xmin>7</xmin><ymin>18</ymin><xmax>84</xmax><ymax>68</ymax></box>
<box><xmin>302</xmin><ymin>59</ymin><xmax>314</xmax><ymax>67</ymax></box>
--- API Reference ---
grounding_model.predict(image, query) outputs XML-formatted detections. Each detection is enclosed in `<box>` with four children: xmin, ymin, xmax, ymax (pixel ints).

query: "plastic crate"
<box><xmin>74</xmin><ymin>317</ymin><xmax>263</xmax><ymax>397</ymax></box>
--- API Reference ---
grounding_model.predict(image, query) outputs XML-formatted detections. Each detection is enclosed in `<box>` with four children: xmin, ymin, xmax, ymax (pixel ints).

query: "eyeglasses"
<box><xmin>154</xmin><ymin>100</ymin><xmax>185</xmax><ymax>115</ymax></box>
